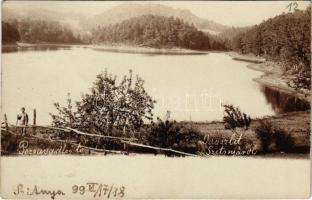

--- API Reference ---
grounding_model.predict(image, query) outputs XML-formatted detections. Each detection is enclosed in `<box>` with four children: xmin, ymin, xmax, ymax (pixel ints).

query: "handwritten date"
<box><xmin>13</xmin><ymin>183</ymin><xmax>125</xmax><ymax>199</ymax></box>
<box><xmin>72</xmin><ymin>183</ymin><xmax>125</xmax><ymax>198</ymax></box>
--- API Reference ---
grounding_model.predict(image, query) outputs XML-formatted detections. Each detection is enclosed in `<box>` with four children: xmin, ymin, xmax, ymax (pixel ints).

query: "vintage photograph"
<box><xmin>1</xmin><ymin>0</ymin><xmax>311</xmax><ymax>199</ymax></box>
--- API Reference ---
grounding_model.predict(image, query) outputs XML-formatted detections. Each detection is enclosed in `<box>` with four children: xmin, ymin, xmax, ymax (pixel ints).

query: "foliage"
<box><xmin>50</xmin><ymin>93</ymin><xmax>75</xmax><ymax>128</ymax></box>
<box><xmin>2</xmin><ymin>21</ymin><xmax>20</xmax><ymax>44</ymax></box>
<box><xmin>91</xmin><ymin>14</ymin><xmax>218</xmax><ymax>50</ymax></box>
<box><xmin>148</xmin><ymin>117</ymin><xmax>181</xmax><ymax>148</ymax></box>
<box><xmin>255</xmin><ymin>120</ymin><xmax>294</xmax><ymax>153</ymax></box>
<box><xmin>207</xmin><ymin>33</ymin><xmax>227</xmax><ymax>50</ymax></box>
<box><xmin>287</xmin><ymin>64</ymin><xmax>311</xmax><ymax>90</ymax></box>
<box><xmin>50</xmin><ymin>69</ymin><xmax>156</xmax><ymax>135</ymax></box>
<box><xmin>229</xmin><ymin>8</ymin><xmax>311</xmax><ymax>90</ymax></box>
<box><xmin>148</xmin><ymin>115</ymin><xmax>203</xmax><ymax>152</ymax></box>
<box><xmin>3</xmin><ymin>19</ymin><xmax>82</xmax><ymax>44</ymax></box>
<box><xmin>254</xmin><ymin>120</ymin><xmax>274</xmax><ymax>152</ymax></box>
<box><xmin>222</xmin><ymin>104</ymin><xmax>252</xmax><ymax>130</ymax></box>
<box><xmin>219</xmin><ymin>26</ymin><xmax>251</xmax><ymax>41</ymax></box>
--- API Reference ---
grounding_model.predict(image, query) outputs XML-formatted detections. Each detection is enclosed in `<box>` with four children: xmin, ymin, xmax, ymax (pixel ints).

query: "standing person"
<box><xmin>16</xmin><ymin>107</ymin><xmax>29</xmax><ymax>136</ymax></box>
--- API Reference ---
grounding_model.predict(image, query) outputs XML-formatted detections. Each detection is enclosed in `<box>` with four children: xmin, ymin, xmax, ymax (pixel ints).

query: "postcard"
<box><xmin>1</xmin><ymin>0</ymin><xmax>311</xmax><ymax>199</ymax></box>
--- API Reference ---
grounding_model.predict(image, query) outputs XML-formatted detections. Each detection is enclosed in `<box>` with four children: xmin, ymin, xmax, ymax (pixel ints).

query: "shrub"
<box><xmin>148</xmin><ymin>117</ymin><xmax>181</xmax><ymax>148</ymax></box>
<box><xmin>255</xmin><ymin>120</ymin><xmax>275</xmax><ymax>152</ymax></box>
<box><xmin>222</xmin><ymin>104</ymin><xmax>252</xmax><ymax>130</ymax></box>
<box><xmin>147</xmin><ymin>116</ymin><xmax>203</xmax><ymax>154</ymax></box>
<box><xmin>274</xmin><ymin>130</ymin><xmax>295</xmax><ymax>152</ymax></box>
<box><xmin>287</xmin><ymin>63</ymin><xmax>311</xmax><ymax>90</ymax></box>
<box><xmin>255</xmin><ymin>120</ymin><xmax>295</xmax><ymax>153</ymax></box>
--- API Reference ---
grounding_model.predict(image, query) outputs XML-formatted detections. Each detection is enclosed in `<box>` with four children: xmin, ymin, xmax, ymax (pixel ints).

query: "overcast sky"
<box><xmin>3</xmin><ymin>1</ymin><xmax>310</xmax><ymax>27</ymax></box>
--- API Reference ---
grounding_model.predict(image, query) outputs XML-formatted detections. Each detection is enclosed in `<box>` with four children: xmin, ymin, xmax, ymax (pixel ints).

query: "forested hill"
<box><xmin>91</xmin><ymin>14</ymin><xmax>216</xmax><ymax>50</ymax></box>
<box><xmin>2</xmin><ymin>19</ymin><xmax>82</xmax><ymax>44</ymax></box>
<box><xmin>229</xmin><ymin>7</ymin><xmax>311</xmax><ymax>89</ymax></box>
<box><xmin>83</xmin><ymin>3</ymin><xmax>229</xmax><ymax>33</ymax></box>
<box><xmin>2</xmin><ymin>22</ymin><xmax>20</xmax><ymax>44</ymax></box>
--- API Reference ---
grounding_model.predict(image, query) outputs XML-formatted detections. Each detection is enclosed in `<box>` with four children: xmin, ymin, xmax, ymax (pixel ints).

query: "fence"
<box><xmin>1</xmin><ymin>110</ymin><xmax>201</xmax><ymax>157</ymax></box>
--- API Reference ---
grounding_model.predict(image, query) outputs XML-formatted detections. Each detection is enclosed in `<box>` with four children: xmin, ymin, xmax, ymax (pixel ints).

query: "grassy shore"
<box><xmin>185</xmin><ymin>110</ymin><xmax>310</xmax><ymax>154</ymax></box>
<box><xmin>228</xmin><ymin>51</ymin><xmax>310</xmax><ymax>102</ymax></box>
<box><xmin>2</xmin><ymin>110</ymin><xmax>309</xmax><ymax>157</ymax></box>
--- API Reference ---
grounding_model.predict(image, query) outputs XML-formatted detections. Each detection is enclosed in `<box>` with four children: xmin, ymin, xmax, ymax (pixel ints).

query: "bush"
<box><xmin>254</xmin><ymin>120</ymin><xmax>273</xmax><ymax>152</ymax></box>
<box><xmin>148</xmin><ymin>117</ymin><xmax>180</xmax><ymax>148</ymax></box>
<box><xmin>223</xmin><ymin>104</ymin><xmax>252</xmax><ymax>130</ymax></box>
<box><xmin>147</xmin><ymin>116</ymin><xmax>203</xmax><ymax>154</ymax></box>
<box><xmin>255</xmin><ymin>120</ymin><xmax>295</xmax><ymax>153</ymax></box>
<box><xmin>274</xmin><ymin>131</ymin><xmax>295</xmax><ymax>152</ymax></box>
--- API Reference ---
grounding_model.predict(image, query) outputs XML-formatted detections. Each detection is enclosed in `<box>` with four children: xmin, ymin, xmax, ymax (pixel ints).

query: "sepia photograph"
<box><xmin>1</xmin><ymin>0</ymin><xmax>311</xmax><ymax>199</ymax></box>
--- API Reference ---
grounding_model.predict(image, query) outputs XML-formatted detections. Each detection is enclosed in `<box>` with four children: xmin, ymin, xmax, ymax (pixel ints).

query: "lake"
<box><xmin>1</xmin><ymin>47</ymin><xmax>310</xmax><ymax>198</ymax></box>
<box><xmin>1</xmin><ymin>46</ymin><xmax>307</xmax><ymax>125</ymax></box>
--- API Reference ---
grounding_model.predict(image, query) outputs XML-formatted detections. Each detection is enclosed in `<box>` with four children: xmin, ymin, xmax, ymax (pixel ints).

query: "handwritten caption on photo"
<box><xmin>14</xmin><ymin>183</ymin><xmax>126</xmax><ymax>199</ymax></box>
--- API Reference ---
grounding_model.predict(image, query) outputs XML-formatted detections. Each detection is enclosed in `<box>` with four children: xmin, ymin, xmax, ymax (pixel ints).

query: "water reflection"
<box><xmin>2</xmin><ymin>45</ymin><xmax>18</xmax><ymax>53</ymax></box>
<box><xmin>262</xmin><ymin>86</ymin><xmax>310</xmax><ymax>114</ymax></box>
<box><xmin>92</xmin><ymin>47</ymin><xmax>208</xmax><ymax>56</ymax></box>
<box><xmin>2</xmin><ymin>45</ymin><xmax>71</xmax><ymax>53</ymax></box>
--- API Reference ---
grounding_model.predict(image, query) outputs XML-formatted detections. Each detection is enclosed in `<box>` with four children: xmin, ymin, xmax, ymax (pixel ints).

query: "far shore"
<box><xmin>3</xmin><ymin>42</ymin><xmax>76</xmax><ymax>48</ymax></box>
<box><xmin>227</xmin><ymin>51</ymin><xmax>311</xmax><ymax>102</ymax></box>
<box><xmin>89</xmin><ymin>44</ymin><xmax>209</xmax><ymax>55</ymax></box>
<box><xmin>3</xmin><ymin>42</ymin><xmax>210</xmax><ymax>55</ymax></box>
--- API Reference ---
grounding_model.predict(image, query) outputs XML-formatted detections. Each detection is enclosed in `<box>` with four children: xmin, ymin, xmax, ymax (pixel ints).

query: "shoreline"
<box><xmin>89</xmin><ymin>44</ymin><xmax>209</xmax><ymax>55</ymax></box>
<box><xmin>3</xmin><ymin>42</ymin><xmax>78</xmax><ymax>48</ymax></box>
<box><xmin>227</xmin><ymin>51</ymin><xmax>311</xmax><ymax>102</ymax></box>
<box><xmin>3</xmin><ymin>42</ymin><xmax>209</xmax><ymax>55</ymax></box>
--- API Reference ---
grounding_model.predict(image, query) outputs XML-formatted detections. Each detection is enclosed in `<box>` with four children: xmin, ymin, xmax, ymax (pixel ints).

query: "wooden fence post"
<box><xmin>4</xmin><ymin>114</ymin><xmax>8</xmax><ymax>131</ymax></box>
<box><xmin>33</xmin><ymin>109</ymin><xmax>36</xmax><ymax>135</ymax></box>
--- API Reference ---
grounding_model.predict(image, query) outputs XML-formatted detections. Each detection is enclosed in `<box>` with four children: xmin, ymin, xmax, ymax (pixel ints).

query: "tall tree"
<box><xmin>50</xmin><ymin>69</ymin><xmax>156</xmax><ymax>135</ymax></box>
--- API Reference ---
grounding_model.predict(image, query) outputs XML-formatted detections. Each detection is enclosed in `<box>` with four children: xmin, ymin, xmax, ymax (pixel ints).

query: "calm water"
<box><xmin>1</xmin><ymin>46</ymin><xmax>307</xmax><ymax>125</ymax></box>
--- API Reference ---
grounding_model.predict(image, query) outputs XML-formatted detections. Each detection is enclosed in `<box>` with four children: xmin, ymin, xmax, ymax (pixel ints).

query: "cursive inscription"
<box><xmin>18</xmin><ymin>140</ymin><xmax>72</xmax><ymax>155</ymax></box>
<box><xmin>14</xmin><ymin>184</ymin><xmax>65</xmax><ymax>199</ymax></box>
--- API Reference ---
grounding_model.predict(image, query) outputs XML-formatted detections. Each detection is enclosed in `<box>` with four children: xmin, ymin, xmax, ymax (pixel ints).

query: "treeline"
<box><xmin>2</xmin><ymin>22</ymin><xmax>20</xmax><ymax>44</ymax></box>
<box><xmin>207</xmin><ymin>34</ymin><xmax>227</xmax><ymax>50</ymax></box>
<box><xmin>3</xmin><ymin>14</ymin><xmax>228</xmax><ymax>50</ymax></box>
<box><xmin>91</xmin><ymin>14</ymin><xmax>222</xmax><ymax>50</ymax></box>
<box><xmin>2</xmin><ymin>19</ymin><xmax>82</xmax><ymax>44</ymax></box>
<box><xmin>228</xmin><ymin>8</ymin><xmax>311</xmax><ymax>89</ymax></box>
<box><xmin>218</xmin><ymin>26</ymin><xmax>251</xmax><ymax>49</ymax></box>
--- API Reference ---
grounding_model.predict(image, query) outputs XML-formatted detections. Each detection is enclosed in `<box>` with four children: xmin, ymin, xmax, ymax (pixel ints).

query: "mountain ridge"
<box><xmin>81</xmin><ymin>3</ymin><xmax>229</xmax><ymax>33</ymax></box>
<box><xmin>3</xmin><ymin>3</ymin><xmax>230</xmax><ymax>35</ymax></box>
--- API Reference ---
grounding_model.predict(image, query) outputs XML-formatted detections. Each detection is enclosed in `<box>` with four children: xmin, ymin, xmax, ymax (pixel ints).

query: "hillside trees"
<box><xmin>230</xmin><ymin>7</ymin><xmax>311</xmax><ymax>90</ymax></box>
<box><xmin>2</xmin><ymin>21</ymin><xmax>20</xmax><ymax>44</ymax></box>
<box><xmin>91</xmin><ymin>15</ymin><xmax>214</xmax><ymax>50</ymax></box>
<box><xmin>3</xmin><ymin>19</ymin><xmax>82</xmax><ymax>44</ymax></box>
<box><xmin>18</xmin><ymin>19</ymin><xmax>81</xmax><ymax>44</ymax></box>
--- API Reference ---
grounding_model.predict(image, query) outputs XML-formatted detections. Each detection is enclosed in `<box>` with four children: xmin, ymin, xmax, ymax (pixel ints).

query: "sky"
<box><xmin>3</xmin><ymin>1</ymin><xmax>310</xmax><ymax>27</ymax></box>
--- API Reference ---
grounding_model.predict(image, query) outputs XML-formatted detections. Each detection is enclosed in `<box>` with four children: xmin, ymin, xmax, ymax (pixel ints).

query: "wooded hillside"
<box><xmin>91</xmin><ymin>14</ymin><xmax>212</xmax><ymax>50</ymax></box>
<box><xmin>228</xmin><ymin>8</ymin><xmax>311</xmax><ymax>89</ymax></box>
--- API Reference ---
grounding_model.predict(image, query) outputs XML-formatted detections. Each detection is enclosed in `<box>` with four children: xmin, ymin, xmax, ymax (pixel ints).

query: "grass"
<box><xmin>183</xmin><ymin>111</ymin><xmax>310</xmax><ymax>154</ymax></box>
<box><xmin>1</xmin><ymin>111</ymin><xmax>310</xmax><ymax>157</ymax></box>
